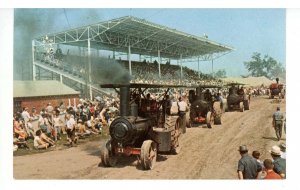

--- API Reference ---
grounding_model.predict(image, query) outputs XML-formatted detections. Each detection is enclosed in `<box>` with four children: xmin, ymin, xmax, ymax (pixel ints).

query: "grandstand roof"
<box><xmin>14</xmin><ymin>80</ymin><xmax>80</xmax><ymax>98</ymax></box>
<box><xmin>35</xmin><ymin>16</ymin><xmax>233</xmax><ymax>60</ymax></box>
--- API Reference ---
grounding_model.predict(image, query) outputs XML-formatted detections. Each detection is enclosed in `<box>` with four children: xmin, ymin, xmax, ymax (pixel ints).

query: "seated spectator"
<box><xmin>13</xmin><ymin>117</ymin><xmax>28</xmax><ymax>140</ymax></box>
<box><xmin>13</xmin><ymin>133</ymin><xmax>29</xmax><ymax>149</ymax></box>
<box><xmin>91</xmin><ymin>118</ymin><xmax>102</xmax><ymax>134</ymax></box>
<box><xmin>37</xmin><ymin>129</ymin><xmax>55</xmax><ymax>147</ymax></box>
<box><xmin>34</xmin><ymin>130</ymin><xmax>49</xmax><ymax>149</ymax></box>
<box><xmin>263</xmin><ymin>159</ymin><xmax>282</xmax><ymax>179</ymax></box>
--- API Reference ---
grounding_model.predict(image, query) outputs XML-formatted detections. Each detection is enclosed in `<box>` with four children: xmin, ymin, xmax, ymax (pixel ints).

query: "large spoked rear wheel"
<box><xmin>206</xmin><ymin>111</ymin><xmax>214</xmax><ymax>128</ymax></box>
<box><xmin>100</xmin><ymin>139</ymin><xmax>118</xmax><ymax>167</ymax></box>
<box><xmin>141</xmin><ymin>140</ymin><xmax>157</xmax><ymax>170</ymax></box>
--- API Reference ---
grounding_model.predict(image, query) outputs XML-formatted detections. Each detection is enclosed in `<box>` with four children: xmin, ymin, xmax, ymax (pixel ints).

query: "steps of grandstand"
<box><xmin>33</xmin><ymin>59</ymin><xmax>112</xmax><ymax>97</ymax></box>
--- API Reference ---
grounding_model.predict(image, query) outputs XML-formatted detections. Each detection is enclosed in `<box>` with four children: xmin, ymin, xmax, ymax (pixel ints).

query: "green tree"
<box><xmin>215</xmin><ymin>69</ymin><xmax>227</xmax><ymax>78</ymax></box>
<box><xmin>244</xmin><ymin>52</ymin><xmax>285</xmax><ymax>79</ymax></box>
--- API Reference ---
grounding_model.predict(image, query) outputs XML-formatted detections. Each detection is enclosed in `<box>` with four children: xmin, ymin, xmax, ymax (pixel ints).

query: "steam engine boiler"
<box><xmin>226</xmin><ymin>84</ymin><xmax>249</xmax><ymax>112</ymax></box>
<box><xmin>269</xmin><ymin>78</ymin><xmax>284</xmax><ymax>99</ymax></box>
<box><xmin>100</xmin><ymin>84</ymin><xmax>181</xmax><ymax>170</ymax></box>
<box><xmin>188</xmin><ymin>86</ymin><xmax>222</xmax><ymax>128</ymax></box>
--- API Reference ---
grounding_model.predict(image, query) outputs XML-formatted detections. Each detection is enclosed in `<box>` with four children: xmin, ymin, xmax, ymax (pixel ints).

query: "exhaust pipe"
<box><xmin>120</xmin><ymin>86</ymin><xmax>130</xmax><ymax>116</ymax></box>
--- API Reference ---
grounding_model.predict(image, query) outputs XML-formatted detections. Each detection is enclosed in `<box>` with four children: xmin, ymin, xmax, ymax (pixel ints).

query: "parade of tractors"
<box><xmin>98</xmin><ymin>82</ymin><xmax>257</xmax><ymax>170</ymax></box>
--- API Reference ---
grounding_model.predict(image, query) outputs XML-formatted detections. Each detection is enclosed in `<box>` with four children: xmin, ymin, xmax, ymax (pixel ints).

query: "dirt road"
<box><xmin>14</xmin><ymin>96</ymin><xmax>286</xmax><ymax>179</ymax></box>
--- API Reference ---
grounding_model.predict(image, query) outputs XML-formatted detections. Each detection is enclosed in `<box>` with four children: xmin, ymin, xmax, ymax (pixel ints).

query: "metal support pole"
<box><xmin>180</xmin><ymin>54</ymin><xmax>183</xmax><ymax>83</ymax></box>
<box><xmin>158</xmin><ymin>50</ymin><xmax>161</xmax><ymax>78</ymax></box>
<box><xmin>32</xmin><ymin>40</ymin><xmax>36</xmax><ymax>81</ymax></box>
<box><xmin>139</xmin><ymin>54</ymin><xmax>141</xmax><ymax>62</ymax></box>
<box><xmin>113</xmin><ymin>50</ymin><xmax>115</xmax><ymax>59</ymax></box>
<box><xmin>150</xmin><ymin>56</ymin><xmax>152</xmax><ymax>63</ymax></box>
<box><xmin>60</xmin><ymin>74</ymin><xmax>63</xmax><ymax>83</ymax></box>
<box><xmin>38</xmin><ymin>67</ymin><xmax>40</xmax><ymax>80</ymax></box>
<box><xmin>211</xmin><ymin>59</ymin><xmax>214</xmax><ymax>78</ymax></box>
<box><xmin>198</xmin><ymin>56</ymin><xmax>200</xmax><ymax>79</ymax></box>
<box><xmin>88</xmin><ymin>28</ymin><xmax>92</xmax><ymax>100</ymax></box>
<box><xmin>128</xmin><ymin>44</ymin><xmax>132</xmax><ymax>76</ymax></box>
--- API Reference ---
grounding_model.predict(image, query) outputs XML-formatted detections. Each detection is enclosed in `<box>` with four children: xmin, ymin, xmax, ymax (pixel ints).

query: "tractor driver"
<box><xmin>238</xmin><ymin>87</ymin><xmax>245</xmax><ymax>95</ymax></box>
<box><xmin>204</xmin><ymin>89</ymin><xmax>213</xmax><ymax>102</ymax></box>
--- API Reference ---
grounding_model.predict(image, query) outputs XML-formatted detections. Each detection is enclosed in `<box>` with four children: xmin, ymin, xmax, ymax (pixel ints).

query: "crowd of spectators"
<box><xmin>13</xmin><ymin>96</ymin><xmax>120</xmax><ymax>152</ymax></box>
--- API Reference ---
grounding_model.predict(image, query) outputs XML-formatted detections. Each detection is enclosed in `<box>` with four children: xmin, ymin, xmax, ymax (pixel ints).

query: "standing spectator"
<box><xmin>39</xmin><ymin>114</ymin><xmax>52</xmax><ymax>136</ymax></box>
<box><xmin>252</xmin><ymin>150</ymin><xmax>264</xmax><ymax>169</ymax></box>
<box><xmin>263</xmin><ymin>159</ymin><xmax>282</xmax><ymax>179</ymax></box>
<box><xmin>269</xmin><ymin>145</ymin><xmax>286</xmax><ymax>178</ymax></box>
<box><xmin>46</xmin><ymin>103</ymin><xmax>54</xmax><ymax>113</ymax></box>
<box><xmin>178</xmin><ymin>97</ymin><xmax>188</xmax><ymax>134</ymax></box>
<box><xmin>31</xmin><ymin>107</ymin><xmax>39</xmax><ymax>119</ymax></box>
<box><xmin>66</xmin><ymin>114</ymin><xmax>78</xmax><ymax>146</ymax></box>
<box><xmin>272</xmin><ymin>107</ymin><xmax>284</xmax><ymax>141</ymax></box>
<box><xmin>280</xmin><ymin>143</ymin><xmax>286</xmax><ymax>159</ymax></box>
<box><xmin>52</xmin><ymin>111</ymin><xmax>63</xmax><ymax>141</ymax></box>
<box><xmin>21</xmin><ymin>107</ymin><xmax>32</xmax><ymax>135</ymax></box>
<box><xmin>237</xmin><ymin>145</ymin><xmax>262</xmax><ymax>179</ymax></box>
<box><xmin>252</xmin><ymin>150</ymin><xmax>264</xmax><ymax>179</ymax></box>
<box><xmin>59</xmin><ymin>101</ymin><xmax>66</xmax><ymax>112</ymax></box>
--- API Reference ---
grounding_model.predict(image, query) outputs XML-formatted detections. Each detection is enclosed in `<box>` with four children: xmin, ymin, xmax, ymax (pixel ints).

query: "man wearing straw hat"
<box><xmin>269</xmin><ymin>145</ymin><xmax>286</xmax><ymax>178</ymax></box>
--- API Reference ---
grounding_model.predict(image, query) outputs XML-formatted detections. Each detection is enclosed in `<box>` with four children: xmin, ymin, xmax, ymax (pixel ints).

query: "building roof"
<box><xmin>14</xmin><ymin>80</ymin><xmax>80</xmax><ymax>98</ymax></box>
<box><xmin>35</xmin><ymin>16</ymin><xmax>233</xmax><ymax>60</ymax></box>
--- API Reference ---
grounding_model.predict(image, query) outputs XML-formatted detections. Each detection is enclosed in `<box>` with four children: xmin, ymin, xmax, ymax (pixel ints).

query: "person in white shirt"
<box><xmin>21</xmin><ymin>107</ymin><xmax>32</xmax><ymax>135</ymax></box>
<box><xmin>178</xmin><ymin>97</ymin><xmax>188</xmax><ymax>134</ymax></box>
<box><xmin>66</xmin><ymin>115</ymin><xmax>77</xmax><ymax>146</ymax></box>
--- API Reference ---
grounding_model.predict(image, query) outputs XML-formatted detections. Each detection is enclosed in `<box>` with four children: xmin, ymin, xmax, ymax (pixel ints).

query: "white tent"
<box><xmin>222</xmin><ymin>76</ymin><xmax>274</xmax><ymax>87</ymax></box>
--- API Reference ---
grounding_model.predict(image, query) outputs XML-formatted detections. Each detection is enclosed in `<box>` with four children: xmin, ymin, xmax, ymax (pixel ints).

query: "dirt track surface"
<box><xmin>14</xmin><ymin>96</ymin><xmax>286</xmax><ymax>179</ymax></box>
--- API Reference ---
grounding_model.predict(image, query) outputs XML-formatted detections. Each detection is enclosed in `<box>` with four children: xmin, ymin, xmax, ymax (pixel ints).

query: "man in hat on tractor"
<box><xmin>272</xmin><ymin>106</ymin><xmax>284</xmax><ymax>141</ymax></box>
<box><xmin>269</xmin><ymin>145</ymin><xmax>286</xmax><ymax>178</ymax></box>
<box><xmin>237</xmin><ymin>145</ymin><xmax>262</xmax><ymax>179</ymax></box>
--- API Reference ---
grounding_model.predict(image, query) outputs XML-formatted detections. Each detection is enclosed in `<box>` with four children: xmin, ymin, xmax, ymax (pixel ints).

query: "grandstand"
<box><xmin>32</xmin><ymin>16</ymin><xmax>233</xmax><ymax>99</ymax></box>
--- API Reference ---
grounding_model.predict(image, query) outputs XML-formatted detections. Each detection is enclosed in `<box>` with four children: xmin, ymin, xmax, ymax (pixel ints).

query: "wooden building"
<box><xmin>13</xmin><ymin>80</ymin><xmax>80</xmax><ymax>113</ymax></box>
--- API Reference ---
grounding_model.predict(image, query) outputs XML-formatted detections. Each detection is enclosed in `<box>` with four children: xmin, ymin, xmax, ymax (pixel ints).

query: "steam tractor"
<box><xmin>99</xmin><ymin>83</ymin><xmax>185</xmax><ymax>170</ymax></box>
<box><xmin>188</xmin><ymin>85</ymin><xmax>223</xmax><ymax>128</ymax></box>
<box><xmin>226</xmin><ymin>82</ymin><xmax>250</xmax><ymax>112</ymax></box>
<box><xmin>269</xmin><ymin>78</ymin><xmax>285</xmax><ymax>99</ymax></box>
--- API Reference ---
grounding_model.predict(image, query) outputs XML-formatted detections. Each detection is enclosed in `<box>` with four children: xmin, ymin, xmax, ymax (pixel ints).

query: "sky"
<box><xmin>13</xmin><ymin>8</ymin><xmax>285</xmax><ymax>79</ymax></box>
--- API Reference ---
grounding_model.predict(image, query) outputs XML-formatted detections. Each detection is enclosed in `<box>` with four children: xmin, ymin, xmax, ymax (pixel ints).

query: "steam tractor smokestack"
<box><xmin>120</xmin><ymin>86</ymin><xmax>130</xmax><ymax>116</ymax></box>
<box><xmin>276</xmin><ymin>78</ymin><xmax>279</xmax><ymax>84</ymax></box>
<box><xmin>196</xmin><ymin>87</ymin><xmax>203</xmax><ymax>99</ymax></box>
